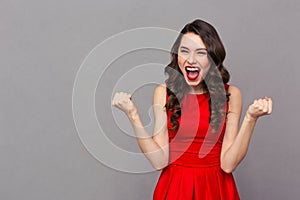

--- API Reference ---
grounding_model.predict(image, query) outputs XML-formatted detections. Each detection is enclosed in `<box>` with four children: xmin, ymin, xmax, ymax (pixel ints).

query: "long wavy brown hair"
<box><xmin>165</xmin><ymin>19</ymin><xmax>231</xmax><ymax>132</ymax></box>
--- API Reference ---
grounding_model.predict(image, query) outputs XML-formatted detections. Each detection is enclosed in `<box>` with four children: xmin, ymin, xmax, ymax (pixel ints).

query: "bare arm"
<box><xmin>112</xmin><ymin>84</ymin><xmax>169</xmax><ymax>170</ymax></box>
<box><xmin>220</xmin><ymin>85</ymin><xmax>273</xmax><ymax>173</ymax></box>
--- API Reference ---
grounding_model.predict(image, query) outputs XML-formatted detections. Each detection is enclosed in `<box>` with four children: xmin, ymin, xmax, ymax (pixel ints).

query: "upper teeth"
<box><xmin>186</xmin><ymin>67</ymin><xmax>199</xmax><ymax>71</ymax></box>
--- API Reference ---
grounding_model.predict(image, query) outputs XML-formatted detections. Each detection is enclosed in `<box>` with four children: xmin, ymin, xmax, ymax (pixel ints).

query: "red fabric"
<box><xmin>153</xmin><ymin>84</ymin><xmax>240</xmax><ymax>200</ymax></box>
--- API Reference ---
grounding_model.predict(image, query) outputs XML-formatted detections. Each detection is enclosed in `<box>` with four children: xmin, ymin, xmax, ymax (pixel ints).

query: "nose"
<box><xmin>187</xmin><ymin>52</ymin><xmax>196</xmax><ymax>65</ymax></box>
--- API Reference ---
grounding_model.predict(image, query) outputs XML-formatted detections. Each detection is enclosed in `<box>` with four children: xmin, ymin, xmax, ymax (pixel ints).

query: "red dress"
<box><xmin>153</xmin><ymin>84</ymin><xmax>240</xmax><ymax>200</ymax></box>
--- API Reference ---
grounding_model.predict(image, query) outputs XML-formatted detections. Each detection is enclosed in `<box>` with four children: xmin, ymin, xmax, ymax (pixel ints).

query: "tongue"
<box><xmin>187</xmin><ymin>71</ymin><xmax>199</xmax><ymax>80</ymax></box>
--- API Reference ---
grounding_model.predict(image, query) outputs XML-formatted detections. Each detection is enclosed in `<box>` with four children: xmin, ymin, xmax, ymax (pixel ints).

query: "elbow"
<box><xmin>221</xmin><ymin>165</ymin><xmax>235</xmax><ymax>173</ymax></box>
<box><xmin>220</xmin><ymin>161</ymin><xmax>236</xmax><ymax>173</ymax></box>
<box><xmin>221</xmin><ymin>154</ymin><xmax>245</xmax><ymax>173</ymax></box>
<box><xmin>153</xmin><ymin>158</ymin><xmax>169</xmax><ymax>171</ymax></box>
<box><xmin>154</xmin><ymin>165</ymin><xmax>166</xmax><ymax>171</ymax></box>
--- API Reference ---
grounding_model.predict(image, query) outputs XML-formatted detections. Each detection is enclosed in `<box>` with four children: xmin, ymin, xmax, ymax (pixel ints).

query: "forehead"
<box><xmin>179</xmin><ymin>32</ymin><xmax>206</xmax><ymax>49</ymax></box>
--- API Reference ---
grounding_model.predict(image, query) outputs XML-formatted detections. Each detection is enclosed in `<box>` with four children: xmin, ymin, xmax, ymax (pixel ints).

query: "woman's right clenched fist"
<box><xmin>111</xmin><ymin>92</ymin><xmax>137</xmax><ymax>116</ymax></box>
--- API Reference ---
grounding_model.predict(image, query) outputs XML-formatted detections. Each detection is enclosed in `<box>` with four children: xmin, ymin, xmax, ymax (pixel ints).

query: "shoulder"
<box><xmin>154</xmin><ymin>84</ymin><xmax>167</xmax><ymax>96</ymax></box>
<box><xmin>227</xmin><ymin>84</ymin><xmax>242</xmax><ymax>98</ymax></box>
<box><xmin>226</xmin><ymin>84</ymin><xmax>242</xmax><ymax>112</ymax></box>
<box><xmin>155</xmin><ymin>83</ymin><xmax>166</xmax><ymax>91</ymax></box>
<box><xmin>153</xmin><ymin>84</ymin><xmax>167</xmax><ymax>105</ymax></box>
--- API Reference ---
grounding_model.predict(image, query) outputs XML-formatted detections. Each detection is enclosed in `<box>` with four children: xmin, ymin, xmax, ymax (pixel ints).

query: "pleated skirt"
<box><xmin>153</xmin><ymin>164</ymin><xmax>240</xmax><ymax>200</ymax></box>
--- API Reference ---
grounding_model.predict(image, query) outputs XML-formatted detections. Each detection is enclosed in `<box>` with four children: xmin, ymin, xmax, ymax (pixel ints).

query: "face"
<box><xmin>177</xmin><ymin>32</ymin><xmax>210</xmax><ymax>89</ymax></box>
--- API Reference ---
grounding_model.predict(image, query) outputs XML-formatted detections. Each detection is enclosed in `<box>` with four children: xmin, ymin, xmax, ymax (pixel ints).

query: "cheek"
<box><xmin>201</xmin><ymin>62</ymin><xmax>211</xmax><ymax>75</ymax></box>
<box><xmin>203</xmin><ymin>61</ymin><xmax>210</xmax><ymax>69</ymax></box>
<box><xmin>199</xmin><ymin>58</ymin><xmax>210</xmax><ymax>69</ymax></box>
<box><xmin>177</xmin><ymin>56</ymin><xmax>185</xmax><ymax>68</ymax></box>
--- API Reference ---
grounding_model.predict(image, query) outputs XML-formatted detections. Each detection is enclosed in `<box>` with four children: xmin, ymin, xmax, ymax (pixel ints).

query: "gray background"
<box><xmin>1</xmin><ymin>0</ymin><xmax>299</xmax><ymax>199</ymax></box>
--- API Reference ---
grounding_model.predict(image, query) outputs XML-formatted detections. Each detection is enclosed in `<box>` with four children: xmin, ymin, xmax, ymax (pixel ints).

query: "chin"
<box><xmin>184</xmin><ymin>76</ymin><xmax>203</xmax><ymax>86</ymax></box>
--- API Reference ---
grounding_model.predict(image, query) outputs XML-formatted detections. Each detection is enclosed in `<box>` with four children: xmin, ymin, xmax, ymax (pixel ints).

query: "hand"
<box><xmin>246</xmin><ymin>96</ymin><xmax>273</xmax><ymax>121</ymax></box>
<box><xmin>111</xmin><ymin>92</ymin><xmax>137</xmax><ymax>117</ymax></box>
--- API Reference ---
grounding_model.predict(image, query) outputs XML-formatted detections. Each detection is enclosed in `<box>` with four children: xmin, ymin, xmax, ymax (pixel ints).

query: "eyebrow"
<box><xmin>179</xmin><ymin>46</ymin><xmax>207</xmax><ymax>51</ymax></box>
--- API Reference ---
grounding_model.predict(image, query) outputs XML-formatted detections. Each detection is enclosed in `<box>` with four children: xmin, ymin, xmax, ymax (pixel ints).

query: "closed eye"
<box><xmin>197</xmin><ymin>51</ymin><xmax>207</xmax><ymax>55</ymax></box>
<box><xmin>180</xmin><ymin>50</ymin><xmax>189</xmax><ymax>53</ymax></box>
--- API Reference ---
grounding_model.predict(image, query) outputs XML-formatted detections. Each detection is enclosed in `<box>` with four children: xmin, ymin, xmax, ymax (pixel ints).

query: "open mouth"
<box><xmin>185</xmin><ymin>66</ymin><xmax>200</xmax><ymax>80</ymax></box>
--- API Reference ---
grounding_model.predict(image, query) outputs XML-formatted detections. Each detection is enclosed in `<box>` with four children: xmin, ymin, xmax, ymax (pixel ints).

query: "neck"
<box><xmin>189</xmin><ymin>83</ymin><xmax>207</xmax><ymax>94</ymax></box>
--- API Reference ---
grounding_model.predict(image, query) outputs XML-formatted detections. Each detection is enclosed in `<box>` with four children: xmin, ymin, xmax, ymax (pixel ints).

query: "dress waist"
<box><xmin>169</xmin><ymin>141</ymin><xmax>222</xmax><ymax>168</ymax></box>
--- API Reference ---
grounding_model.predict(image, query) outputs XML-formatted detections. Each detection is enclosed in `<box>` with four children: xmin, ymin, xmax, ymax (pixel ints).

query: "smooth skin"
<box><xmin>112</xmin><ymin>33</ymin><xmax>273</xmax><ymax>172</ymax></box>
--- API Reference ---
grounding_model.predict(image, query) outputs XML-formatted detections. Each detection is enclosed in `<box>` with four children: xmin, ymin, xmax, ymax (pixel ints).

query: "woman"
<box><xmin>112</xmin><ymin>19</ymin><xmax>272</xmax><ymax>200</ymax></box>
